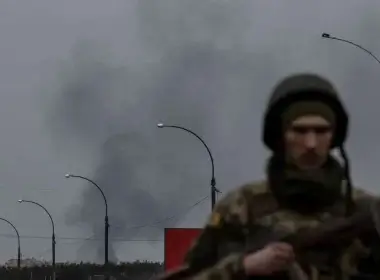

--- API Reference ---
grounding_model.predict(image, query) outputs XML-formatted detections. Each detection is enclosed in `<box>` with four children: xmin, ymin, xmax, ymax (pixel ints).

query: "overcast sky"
<box><xmin>0</xmin><ymin>0</ymin><xmax>379</xmax><ymax>264</ymax></box>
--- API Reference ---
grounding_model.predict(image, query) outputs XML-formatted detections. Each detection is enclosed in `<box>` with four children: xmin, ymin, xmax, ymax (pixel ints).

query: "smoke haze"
<box><xmin>0</xmin><ymin>0</ymin><xmax>379</xmax><ymax>264</ymax></box>
<box><xmin>47</xmin><ymin>0</ymin><xmax>380</xmax><ymax>262</ymax></box>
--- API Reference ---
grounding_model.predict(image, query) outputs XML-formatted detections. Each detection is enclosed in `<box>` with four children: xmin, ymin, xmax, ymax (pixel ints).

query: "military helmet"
<box><xmin>262</xmin><ymin>73</ymin><xmax>349</xmax><ymax>151</ymax></box>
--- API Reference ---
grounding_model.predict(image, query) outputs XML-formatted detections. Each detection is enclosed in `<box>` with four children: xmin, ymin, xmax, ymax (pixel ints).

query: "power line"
<box><xmin>115</xmin><ymin>195</ymin><xmax>209</xmax><ymax>230</ymax></box>
<box><xmin>0</xmin><ymin>233</ymin><xmax>163</xmax><ymax>242</ymax></box>
<box><xmin>59</xmin><ymin>195</ymin><xmax>209</xmax><ymax>243</ymax></box>
<box><xmin>167</xmin><ymin>195</ymin><xmax>209</xmax><ymax>225</ymax></box>
<box><xmin>0</xmin><ymin>195</ymin><xmax>209</xmax><ymax>243</ymax></box>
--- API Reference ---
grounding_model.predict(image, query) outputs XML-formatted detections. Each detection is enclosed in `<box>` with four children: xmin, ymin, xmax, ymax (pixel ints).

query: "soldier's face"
<box><xmin>284</xmin><ymin>115</ymin><xmax>333</xmax><ymax>170</ymax></box>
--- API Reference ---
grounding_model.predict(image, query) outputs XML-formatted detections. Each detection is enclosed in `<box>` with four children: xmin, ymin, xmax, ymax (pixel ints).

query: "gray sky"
<box><xmin>0</xmin><ymin>0</ymin><xmax>379</xmax><ymax>264</ymax></box>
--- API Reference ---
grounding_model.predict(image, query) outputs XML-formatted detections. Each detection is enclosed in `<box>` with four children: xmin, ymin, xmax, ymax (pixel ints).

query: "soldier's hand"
<box><xmin>243</xmin><ymin>242</ymin><xmax>295</xmax><ymax>276</ymax></box>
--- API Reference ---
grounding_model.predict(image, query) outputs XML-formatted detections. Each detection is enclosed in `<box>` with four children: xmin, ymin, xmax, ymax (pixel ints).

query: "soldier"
<box><xmin>159</xmin><ymin>74</ymin><xmax>379</xmax><ymax>279</ymax></box>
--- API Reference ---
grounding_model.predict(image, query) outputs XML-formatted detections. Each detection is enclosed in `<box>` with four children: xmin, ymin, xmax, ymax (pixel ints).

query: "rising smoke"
<box><xmin>48</xmin><ymin>0</ymin><xmax>254</xmax><ymax>263</ymax></box>
<box><xmin>45</xmin><ymin>0</ymin><xmax>380</xmax><ymax>262</ymax></box>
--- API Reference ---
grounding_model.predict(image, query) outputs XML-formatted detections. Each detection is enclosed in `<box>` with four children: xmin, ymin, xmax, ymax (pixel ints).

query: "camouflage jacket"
<box><xmin>161</xmin><ymin>181</ymin><xmax>380</xmax><ymax>280</ymax></box>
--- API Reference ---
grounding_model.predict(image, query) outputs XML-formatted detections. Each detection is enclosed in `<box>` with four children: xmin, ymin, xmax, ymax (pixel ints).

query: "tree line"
<box><xmin>0</xmin><ymin>260</ymin><xmax>163</xmax><ymax>280</ymax></box>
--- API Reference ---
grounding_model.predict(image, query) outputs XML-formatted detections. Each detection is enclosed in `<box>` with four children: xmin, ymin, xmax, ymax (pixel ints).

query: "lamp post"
<box><xmin>0</xmin><ymin>217</ymin><xmax>21</xmax><ymax>268</ymax></box>
<box><xmin>322</xmin><ymin>33</ymin><xmax>380</xmax><ymax>64</ymax></box>
<box><xmin>322</xmin><ymin>32</ymin><xmax>380</xmax><ymax>216</ymax></box>
<box><xmin>157</xmin><ymin>123</ymin><xmax>220</xmax><ymax>211</ymax></box>
<box><xmin>18</xmin><ymin>199</ymin><xmax>55</xmax><ymax>277</ymax></box>
<box><xmin>65</xmin><ymin>174</ymin><xmax>109</xmax><ymax>265</ymax></box>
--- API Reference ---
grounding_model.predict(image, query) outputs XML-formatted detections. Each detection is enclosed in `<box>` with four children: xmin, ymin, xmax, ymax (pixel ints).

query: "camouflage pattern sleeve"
<box><xmin>179</xmin><ymin>188</ymin><xmax>251</xmax><ymax>280</ymax></box>
<box><xmin>351</xmin><ymin>187</ymin><xmax>380</xmax><ymax>275</ymax></box>
<box><xmin>183</xmin><ymin>253</ymin><xmax>246</xmax><ymax>280</ymax></box>
<box><xmin>156</xmin><ymin>254</ymin><xmax>246</xmax><ymax>280</ymax></box>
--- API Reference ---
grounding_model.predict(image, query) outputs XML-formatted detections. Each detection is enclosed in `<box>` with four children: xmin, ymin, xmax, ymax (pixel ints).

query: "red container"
<box><xmin>164</xmin><ymin>228</ymin><xmax>202</xmax><ymax>271</ymax></box>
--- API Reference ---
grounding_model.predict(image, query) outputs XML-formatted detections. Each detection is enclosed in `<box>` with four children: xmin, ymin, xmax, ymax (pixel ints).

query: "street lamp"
<box><xmin>18</xmin><ymin>199</ymin><xmax>55</xmax><ymax>277</ymax></box>
<box><xmin>322</xmin><ymin>33</ymin><xmax>380</xmax><ymax>64</ymax></box>
<box><xmin>157</xmin><ymin>123</ymin><xmax>220</xmax><ymax>211</ymax></box>
<box><xmin>0</xmin><ymin>217</ymin><xmax>21</xmax><ymax>268</ymax></box>
<box><xmin>322</xmin><ymin>32</ymin><xmax>380</xmax><ymax>217</ymax></box>
<box><xmin>65</xmin><ymin>173</ymin><xmax>109</xmax><ymax>265</ymax></box>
